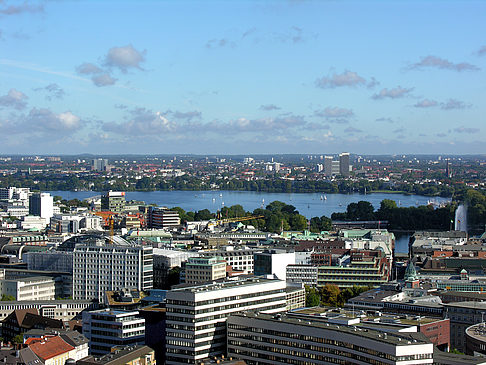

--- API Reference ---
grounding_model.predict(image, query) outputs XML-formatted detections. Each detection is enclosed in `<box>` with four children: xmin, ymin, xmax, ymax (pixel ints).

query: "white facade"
<box><xmin>201</xmin><ymin>248</ymin><xmax>256</xmax><ymax>273</ymax></box>
<box><xmin>0</xmin><ymin>276</ymin><xmax>56</xmax><ymax>301</ymax></box>
<box><xmin>254</xmin><ymin>250</ymin><xmax>295</xmax><ymax>281</ymax></box>
<box><xmin>29</xmin><ymin>192</ymin><xmax>54</xmax><ymax>220</ymax></box>
<box><xmin>82</xmin><ymin>309</ymin><xmax>145</xmax><ymax>355</ymax></box>
<box><xmin>165</xmin><ymin>277</ymin><xmax>287</xmax><ymax>364</ymax></box>
<box><xmin>21</xmin><ymin>215</ymin><xmax>48</xmax><ymax>230</ymax></box>
<box><xmin>0</xmin><ymin>299</ymin><xmax>96</xmax><ymax>321</ymax></box>
<box><xmin>73</xmin><ymin>240</ymin><xmax>153</xmax><ymax>301</ymax></box>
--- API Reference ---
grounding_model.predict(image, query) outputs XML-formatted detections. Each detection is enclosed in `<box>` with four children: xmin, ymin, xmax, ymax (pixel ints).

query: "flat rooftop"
<box><xmin>232</xmin><ymin>312</ymin><xmax>431</xmax><ymax>347</ymax></box>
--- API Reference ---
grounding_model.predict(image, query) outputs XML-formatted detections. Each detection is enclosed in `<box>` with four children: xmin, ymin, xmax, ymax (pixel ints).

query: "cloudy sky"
<box><xmin>0</xmin><ymin>0</ymin><xmax>485</xmax><ymax>155</ymax></box>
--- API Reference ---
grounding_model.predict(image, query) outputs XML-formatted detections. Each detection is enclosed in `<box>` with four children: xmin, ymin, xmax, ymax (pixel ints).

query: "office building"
<box><xmin>184</xmin><ymin>256</ymin><xmax>226</xmax><ymax>284</ymax></box>
<box><xmin>201</xmin><ymin>248</ymin><xmax>257</xmax><ymax>273</ymax></box>
<box><xmin>165</xmin><ymin>277</ymin><xmax>287</xmax><ymax>364</ymax></box>
<box><xmin>286</xmin><ymin>265</ymin><xmax>318</xmax><ymax>286</ymax></box>
<box><xmin>0</xmin><ymin>299</ymin><xmax>97</xmax><ymax>321</ymax></box>
<box><xmin>227</xmin><ymin>312</ymin><xmax>434</xmax><ymax>364</ymax></box>
<box><xmin>29</xmin><ymin>192</ymin><xmax>54</xmax><ymax>220</ymax></box>
<box><xmin>82</xmin><ymin>309</ymin><xmax>145</xmax><ymax>355</ymax></box>
<box><xmin>24</xmin><ymin>251</ymin><xmax>74</xmax><ymax>273</ymax></box>
<box><xmin>444</xmin><ymin>301</ymin><xmax>486</xmax><ymax>352</ymax></box>
<box><xmin>339</xmin><ymin>152</ymin><xmax>350</xmax><ymax>177</ymax></box>
<box><xmin>0</xmin><ymin>275</ymin><xmax>56</xmax><ymax>301</ymax></box>
<box><xmin>254</xmin><ymin>249</ymin><xmax>295</xmax><ymax>280</ymax></box>
<box><xmin>72</xmin><ymin>237</ymin><xmax>153</xmax><ymax>301</ymax></box>
<box><xmin>100</xmin><ymin>191</ymin><xmax>125</xmax><ymax>213</ymax></box>
<box><xmin>147</xmin><ymin>207</ymin><xmax>180</xmax><ymax>228</ymax></box>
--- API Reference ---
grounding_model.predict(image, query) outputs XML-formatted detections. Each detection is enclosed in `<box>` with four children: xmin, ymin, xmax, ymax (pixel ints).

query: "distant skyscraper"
<box><xmin>324</xmin><ymin>156</ymin><xmax>333</xmax><ymax>176</ymax></box>
<box><xmin>446</xmin><ymin>159</ymin><xmax>452</xmax><ymax>178</ymax></box>
<box><xmin>339</xmin><ymin>152</ymin><xmax>350</xmax><ymax>177</ymax></box>
<box><xmin>29</xmin><ymin>192</ymin><xmax>54</xmax><ymax>220</ymax></box>
<box><xmin>91</xmin><ymin>158</ymin><xmax>109</xmax><ymax>171</ymax></box>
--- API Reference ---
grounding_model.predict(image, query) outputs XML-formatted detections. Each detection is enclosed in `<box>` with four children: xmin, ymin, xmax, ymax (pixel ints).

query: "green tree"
<box><xmin>12</xmin><ymin>334</ymin><xmax>24</xmax><ymax>344</ymax></box>
<box><xmin>319</xmin><ymin>284</ymin><xmax>340</xmax><ymax>307</ymax></box>
<box><xmin>1</xmin><ymin>294</ymin><xmax>15</xmax><ymax>301</ymax></box>
<box><xmin>305</xmin><ymin>286</ymin><xmax>320</xmax><ymax>307</ymax></box>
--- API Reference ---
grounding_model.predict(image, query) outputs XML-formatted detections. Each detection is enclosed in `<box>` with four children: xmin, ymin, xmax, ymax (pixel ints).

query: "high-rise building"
<box><xmin>72</xmin><ymin>237</ymin><xmax>153</xmax><ymax>301</ymax></box>
<box><xmin>254</xmin><ymin>249</ymin><xmax>295</xmax><ymax>280</ymax></box>
<box><xmin>339</xmin><ymin>152</ymin><xmax>350</xmax><ymax>177</ymax></box>
<box><xmin>165</xmin><ymin>277</ymin><xmax>287</xmax><ymax>364</ymax></box>
<box><xmin>101</xmin><ymin>191</ymin><xmax>125</xmax><ymax>213</ymax></box>
<box><xmin>324</xmin><ymin>156</ymin><xmax>333</xmax><ymax>176</ymax></box>
<box><xmin>29</xmin><ymin>192</ymin><xmax>54</xmax><ymax>220</ymax></box>
<box><xmin>91</xmin><ymin>158</ymin><xmax>109</xmax><ymax>171</ymax></box>
<box><xmin>82</xmin><ymin>309</ymin><xmax>145</xmax><ymax>355</ymax></box>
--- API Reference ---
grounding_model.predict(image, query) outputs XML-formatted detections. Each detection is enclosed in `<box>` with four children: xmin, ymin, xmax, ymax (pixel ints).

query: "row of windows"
<box><xmin>168</xmin><ymin>296</ymin><xmax>285</xmax><ymax>316</ymax></box>
<box><xmin>167</xmin><ymin>288</ymin><xmax>285</xmax><ymax>307</ymax></box>
<box><xmin>227</xmin><ymin>324</ymin><xmax>432</xmax><ymax>362</ymax></box>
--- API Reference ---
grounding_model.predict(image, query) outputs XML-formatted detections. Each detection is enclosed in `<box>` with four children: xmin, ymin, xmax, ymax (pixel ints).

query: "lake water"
<box><xmin>48</xmin><ymin>190</ymin><xmax>450</xmax><ymax>221</ymax></box>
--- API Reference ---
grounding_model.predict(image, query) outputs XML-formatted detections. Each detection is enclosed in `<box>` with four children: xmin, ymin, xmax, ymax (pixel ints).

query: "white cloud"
<box><xmin>372</xmin><ymin>86</ymin><xmax>413</xmax><ymax>100</ymax></box>
<box><xmin>414</xmin><ymin>99</ymin><xmax>438</xmax><ymax>108</ymax></box>
<box><xmin>409</xmin><ymin>55</ymin><xmax>479</xmax><ymax>72</ymax></box>
<box><xmin>76</xmin><ymin>62</ymin><xmax>103</xmax><ymax>75</ymax></box>
<box><xmin>314</xmin><ymin>107</ymin><xmax>354</xmax><ymax>119</ymax></box>
<box><xmin>105</xmin><ymin>45</ymin><xmax>146</xmax><ymax>72</ymax></box>
<box><xmin>92</xmin><ymin>74</ymin><xmax>117</xmax><ymax>87</ymax></box>
<box><xmin>316</xmin><ymin>70</ymin><xmax>366</xmax><ymax>88</ymax></box>
<box><xmin>454</xmin><ymin>126</ymin><xmax>480</xmax><ymax>134</ymax></box>
<box><xmin>441</xmin><ymin>99</ymin><xmax>469</xmax><ymax>110</ymax></box>
<box><xmin>0</xmin><ymin>88</ymin><xmax>28</xmax><ymax>110</ymax></box>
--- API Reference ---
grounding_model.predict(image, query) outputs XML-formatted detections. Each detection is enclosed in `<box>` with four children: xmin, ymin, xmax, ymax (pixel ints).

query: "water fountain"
<box><xmin>455</xmin><ymin>204</ymin><xmax>468</xmax><ymax>232</ymax></box>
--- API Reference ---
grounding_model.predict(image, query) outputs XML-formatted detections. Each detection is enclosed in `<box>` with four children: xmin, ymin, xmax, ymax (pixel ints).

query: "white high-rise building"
<box><xmin>72</xmin><ymin>237</ymin><xmax>153</xmax><ymax>301</ymax></box>
<box><xmin>29</xmin><ymin>192</ymin><xmax>54</xmax><ymax>220</ymax></box>
<box><xmin>165</xmin><ymin>277</ymin><xmax>287</xmax><ymax>364</ymax></box>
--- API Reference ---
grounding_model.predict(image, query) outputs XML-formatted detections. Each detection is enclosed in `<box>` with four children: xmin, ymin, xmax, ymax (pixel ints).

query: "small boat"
<box><xmin>320</xmin><ymin>195</ymin><xmax>323</xmax><ymax>200</ymax></box>
<box><xmin>212</xmin><ymin>198</ymin><xmax>215</xmax><ymax>203</ymax></box>
<box><xmin>219</xmin><ymin>193</ymin><xmax>223</xmax><ymax>198</ymax></box>
<box><xmin>324</xmin><ymin>195</ymin><xmax>327</xmax><ymax>200</ymax></box>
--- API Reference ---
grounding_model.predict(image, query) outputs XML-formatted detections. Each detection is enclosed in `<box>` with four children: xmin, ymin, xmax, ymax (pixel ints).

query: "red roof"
<box><xmin>29</xmin><ymin>336</ymin><xmax>74</xmax><ymax>360</ymax></box>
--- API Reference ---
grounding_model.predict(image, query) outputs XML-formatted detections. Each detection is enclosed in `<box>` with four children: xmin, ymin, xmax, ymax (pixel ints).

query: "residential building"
<box><xmin>91</xmin><ymin>158</ymin><xmax>109</xmax><ymax>172</ymax></box>
<box><xmin>24</xmin><ymin>335</ymin><xmax>77</xmax><ymax>365</ymax></box>
<box><xmin>2</xmin><ymin>309</ymin><xmax>64</xmax><ymax>341</ymax></box>
<box><xmin>324</xmin><ymin>156</ymin><xmax>333</xmax><ymax>176</ymax></box>
<box><xmin>165</xmin><ymin>277</ymin><xmax>287</xmax><ymax>364</ymax></box>
<box><xmin>101</xmin><ymin>191</ymin><xmax>125</xmax><ymax>214</ymax></box>
<box><xmin>227</xmin><ymin>312</ymin><xmax>434</xmax><ymax>364</ymax></box>
<box><xmin>184</xmin><ymin>256</ymin><xmax>226</xmax><ymax>284</ymax></box>
<box><xmin>72</xmin><ymin>237</ymin><xmax>153</xmax><ymax>301</ymax></box>
<box><xmin>82</xmin><ymin>309</ymin><xmax>145</xmax><ymax>355</ymax></box>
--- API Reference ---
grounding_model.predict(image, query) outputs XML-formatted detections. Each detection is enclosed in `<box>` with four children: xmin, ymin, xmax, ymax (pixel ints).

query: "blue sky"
<box><xmin>0</xmin><ymin>0</ymin><xmax>485</xmax><ymax>155</ymax></box>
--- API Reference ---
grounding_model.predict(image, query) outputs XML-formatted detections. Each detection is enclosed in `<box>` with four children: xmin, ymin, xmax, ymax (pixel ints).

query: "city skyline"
<box><xmin>1</xmin><ymin>0</ymin><xmax>485</xmax><ymax>155</ymax></box>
